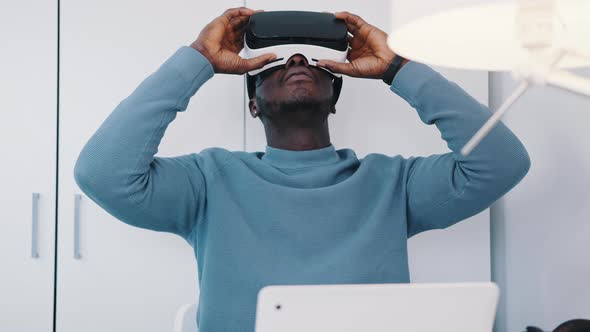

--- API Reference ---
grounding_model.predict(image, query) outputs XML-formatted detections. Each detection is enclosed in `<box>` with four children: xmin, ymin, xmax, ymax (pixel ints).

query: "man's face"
<box><xmin>250</xmin><ymin>54</ymin><xmax>335</xmax><ymax>119</ymax></box>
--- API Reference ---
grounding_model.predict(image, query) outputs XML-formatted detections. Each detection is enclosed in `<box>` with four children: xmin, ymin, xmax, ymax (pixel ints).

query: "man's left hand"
<box><xmin>317</xmin><ymin>11</ymin><xmax>408</xmax><ymax>79</ymax></box>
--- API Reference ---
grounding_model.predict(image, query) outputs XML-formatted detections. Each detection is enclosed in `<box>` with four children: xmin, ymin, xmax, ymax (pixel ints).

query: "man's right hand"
<box><xmin>190</xmin><ymin>7</ymin><xmax>277</xmax><ymax>75</ymax></box>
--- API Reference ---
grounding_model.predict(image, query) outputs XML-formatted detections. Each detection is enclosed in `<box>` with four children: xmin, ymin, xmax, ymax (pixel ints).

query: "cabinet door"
<box><xmin>244</xmin><ymin>0</ymin><xmax>491</xmax><ymax>282</ymax></box>
<box><xmin>0</xmin><ymin>0</ymin><xmax>57</xmax><ymax>331</ymax></box>
<box><xmin>57</xmin><ymin>1</ymin><xmax>244</xmax><ymax>331</ymax></box>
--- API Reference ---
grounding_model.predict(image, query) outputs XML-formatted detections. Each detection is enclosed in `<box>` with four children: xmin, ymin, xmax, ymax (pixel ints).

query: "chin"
<box><xmin>285</xmin><ymin>93</ymin><xmax>318</xmax><ymax>105</ymax></box>
<box><xmin>286</xmin><ymin>85</ymin><xmax>317</xmax><ymax>98</ymax></box>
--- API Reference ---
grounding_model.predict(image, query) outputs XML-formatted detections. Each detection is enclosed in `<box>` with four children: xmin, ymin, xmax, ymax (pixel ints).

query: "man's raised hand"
<box><xmin>317</xmin><ymin>11</ymin><xmax>407</xmax><ymax>79</ymax></box>
<box><xmin>191</xmin><ymin>7</ymin><xmax>277</xmax><ymax>75</ymax></box>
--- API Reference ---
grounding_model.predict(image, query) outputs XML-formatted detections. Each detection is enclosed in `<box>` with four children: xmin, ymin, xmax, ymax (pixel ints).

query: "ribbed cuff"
<box><xmin>161</xmin><ymin>46</ymin><xmax>215</xmax><ymax>82</ymax></box>
<box><xmin>158</xmin><ymin>46</ymin><xmax>215</xmax><ymax>111</ymax></box>
<box><xmin>389</xmin><ymin>61</ymin><xmax>440</xmax><ymax>107</ymax></box>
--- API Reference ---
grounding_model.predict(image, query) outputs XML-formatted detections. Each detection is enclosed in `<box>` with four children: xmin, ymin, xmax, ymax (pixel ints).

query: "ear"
<box><xmin>248</xmin><ymin>98</ymin><xmax>258</xmax><ymax>118</ymax></box>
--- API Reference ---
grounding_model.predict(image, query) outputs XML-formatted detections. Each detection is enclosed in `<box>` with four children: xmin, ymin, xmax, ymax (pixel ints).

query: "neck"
<box><xmin>264</xmin><ymin>120</ymin><xmax>331</xmax><ymax>151</ymax></box>
<box><xmin>255</xmin><ymin>95</ymin><xmax>334</xmax><ymax>151</ymax></box>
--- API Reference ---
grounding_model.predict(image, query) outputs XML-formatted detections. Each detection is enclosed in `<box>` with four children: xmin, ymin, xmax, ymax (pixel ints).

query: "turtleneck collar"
<box><xmin>261</xmin><ymin>143</ymin><xmax>340</xmax><ymax>168</ymax></box>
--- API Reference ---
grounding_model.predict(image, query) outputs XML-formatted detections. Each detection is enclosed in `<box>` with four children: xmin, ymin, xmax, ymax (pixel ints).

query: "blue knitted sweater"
<box><xmin>74</xmin><ymin>46</ymin><xmax>530</xmax><ymax>331</ymax></box>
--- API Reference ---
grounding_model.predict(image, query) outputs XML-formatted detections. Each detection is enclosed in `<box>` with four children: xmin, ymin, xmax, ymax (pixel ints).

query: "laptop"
<box><xmin>254</xmin><ymin>282</ymin><xmax>499</xmax><ymax>332</ymax></box>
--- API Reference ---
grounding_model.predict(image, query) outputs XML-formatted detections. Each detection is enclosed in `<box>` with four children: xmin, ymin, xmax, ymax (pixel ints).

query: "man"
<box><xmin>526</xmin><ymin>319</ymin><xmax>590</xmax><ymax>332</ymax></box>
<box><xmin>74</xmin><ymin>7</ymin><xmax>531</xmax><ymax>332</ymax></box>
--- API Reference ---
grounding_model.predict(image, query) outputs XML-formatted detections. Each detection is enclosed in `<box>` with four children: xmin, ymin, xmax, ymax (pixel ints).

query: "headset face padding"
<box><xmin>241</xmin><ymin>43</ymin><xmax>348</xmax><ymax>76</ymax></box>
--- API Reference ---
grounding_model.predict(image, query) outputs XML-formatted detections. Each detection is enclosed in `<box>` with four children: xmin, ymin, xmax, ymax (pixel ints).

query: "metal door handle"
<box><xmin>31</xmin><ymin>193</ymin><xmax>40</xmax><ymax>259</ymax></box>
<box><xmin>74</xmin><ymin>194</ymin><xmax>82</xmax><ymax>259</ymax></box>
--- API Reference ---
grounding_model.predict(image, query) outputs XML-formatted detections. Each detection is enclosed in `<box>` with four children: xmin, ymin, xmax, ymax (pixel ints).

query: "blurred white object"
<box><xmin>255</xmin><ymin>282</ymin><xmax>499</xmax><ymax>332</ymax></box>
<box><xmin>388</xmin><ymin>0</ymin><xmax>590</xmax><ymax>155</ymax></box>
<box><xmin>173</xmin><ymin>302</ymin><xmax>198</xmax><ymax>332</ymax></box>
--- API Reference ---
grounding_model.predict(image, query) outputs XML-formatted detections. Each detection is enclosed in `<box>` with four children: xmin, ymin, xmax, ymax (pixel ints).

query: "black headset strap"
<box><xmin>332</xmin><ymin>76</ymin><xmax>343</xmax><ymax>105</ymax></box>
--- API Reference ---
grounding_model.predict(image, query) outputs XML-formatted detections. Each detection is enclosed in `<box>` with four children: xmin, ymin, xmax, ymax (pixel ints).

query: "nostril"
<box><xmin>286</xmin><ymin>54</ymin><xmax>309</xmax><ymax>67</ymax></box>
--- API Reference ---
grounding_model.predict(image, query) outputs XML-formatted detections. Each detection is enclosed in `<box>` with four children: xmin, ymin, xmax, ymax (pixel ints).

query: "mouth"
<box><xmin>284</xmin><ymin>68</ymin><xmax>313</xmax><ymax>83</ymax></box>
<box><xmin>285</xmin><ymin>73</ymin><xmax>313</xmax><ymax>83</ymax></box>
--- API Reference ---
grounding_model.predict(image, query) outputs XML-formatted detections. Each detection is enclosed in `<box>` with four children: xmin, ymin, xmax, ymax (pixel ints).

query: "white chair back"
<box><xmin>173</xmin><ymin>302</ymin><xmax>198</xmax><ymax>332</ymax></box>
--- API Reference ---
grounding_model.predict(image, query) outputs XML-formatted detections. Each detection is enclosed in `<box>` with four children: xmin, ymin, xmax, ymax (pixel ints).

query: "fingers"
<box><xmin>335</xmin><ymin>11</ymin><xmax>367</xmax><ymax>36</ymax></box>
<box><xmin>221</xmin><ymin>7</ymin><xmax>263</xmax><ymax>23</ymax></box>
<box><xmin>230</xmin><ymin>15</ymin><xmax>250</xmax><ymax>31</ymax></box>
<box><xmin>334</xmin><ymin>11</ymin><xmax>367</xmax><ymax>28</ymax></box>
<box><xmin>316</xmin><ymin>60</ymin><xmax>357</xmax><ymax>77</ymax></box>
<box><xmin>346</xmin><ymin>33</ymin><xmax>357</xmax><ymax>48</ymax></box>
<box><xmin>238</xmin><ymin>53</ymin><xmax>277</xmax><ymax>74</ymax></box>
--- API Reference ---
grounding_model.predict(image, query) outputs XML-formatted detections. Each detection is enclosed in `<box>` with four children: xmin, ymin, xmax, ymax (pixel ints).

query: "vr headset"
<box><xmin>239</xmin><ymin>11</ymin><xmax>349</xmax><ymax>105</ymax></box>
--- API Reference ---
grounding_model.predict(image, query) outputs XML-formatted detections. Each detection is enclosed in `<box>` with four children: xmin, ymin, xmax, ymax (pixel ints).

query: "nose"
<box><xmin>285</xmin><ymin>54</ymin><xmax>309</xmax><ymax>68</ymax></box>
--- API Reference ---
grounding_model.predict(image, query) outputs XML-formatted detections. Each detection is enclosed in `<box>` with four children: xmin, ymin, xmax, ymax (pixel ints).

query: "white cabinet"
<box><xmin>57</xmin><ymin>1</ymin><xmax>243</xmax><ymax>331</ymax></box>
<box><xmin>0</xmin><ymin>1</ymin><xmax>57</xmax><ymax>331</ymax></box>
<box><xmin>244</xmin><ymin>0</ymin><xmax>491</xmax><ymax>282</ymax></box>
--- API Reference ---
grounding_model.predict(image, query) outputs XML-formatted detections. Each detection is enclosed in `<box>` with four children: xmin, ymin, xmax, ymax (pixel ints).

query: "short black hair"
<box><xmin>245</xmin><ymin>73</ymin><xmax>261</xmax><ymax>101</ymax></box>
<box><xmin>553</xmin><ymin>319</ymin><xmax>590</xmax><ymax>332</ymax></box>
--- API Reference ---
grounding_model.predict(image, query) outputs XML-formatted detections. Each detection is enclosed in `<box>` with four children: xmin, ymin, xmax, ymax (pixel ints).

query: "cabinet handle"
<box><xmin>74</xmin><ymin>194</ymin><xmax>82</xmax><ymax>259</ymax></box>
<box><xmin>31</xmin><ymin>193</ymin><xmax>40</xmax><ymax>259</ymax></box>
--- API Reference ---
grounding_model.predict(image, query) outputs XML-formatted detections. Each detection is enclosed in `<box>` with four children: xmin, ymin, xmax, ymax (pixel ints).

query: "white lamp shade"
<box><xmin>388</xmin><ymin>0</ymin><xmax>590</xmax><ymax>71</ymax></box>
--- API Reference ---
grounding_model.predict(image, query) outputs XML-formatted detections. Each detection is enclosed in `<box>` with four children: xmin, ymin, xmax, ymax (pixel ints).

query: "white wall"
<box><xmin>490</xmin><ymin>67</ymin><xmax>590</xmax><ymax>332</ymax></box>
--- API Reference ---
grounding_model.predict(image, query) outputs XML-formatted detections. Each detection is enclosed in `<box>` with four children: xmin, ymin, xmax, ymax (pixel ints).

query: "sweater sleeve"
<box><xmin>73</xmin><ymin>46</ymin><xmax>215</xmax><ymax>241</ymax></box>
<box><xmin>389</xmin><ymin>61</ymin><xmax>531</xmax><ymax>238</ymax></box>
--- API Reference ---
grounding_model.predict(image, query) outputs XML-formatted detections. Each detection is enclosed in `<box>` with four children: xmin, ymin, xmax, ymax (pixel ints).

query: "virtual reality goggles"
<box><xmin>239</xmin><ymin>11</ymin><xmax>349</xmax><ymax>104</ymax></box>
